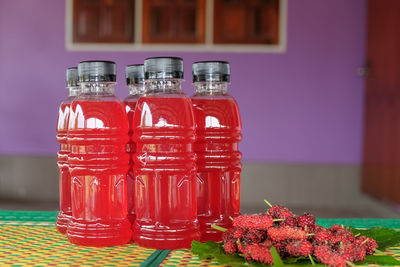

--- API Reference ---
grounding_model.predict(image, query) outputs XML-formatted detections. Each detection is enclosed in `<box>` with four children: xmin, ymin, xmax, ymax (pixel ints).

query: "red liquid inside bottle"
<box><xmin>131</xmin><ymin>57</ymin><xmax>200</xmax><ymax>249</ymax></box>
<box><xmin>56</xmin><ymin>68</ymin><xmax>79</xmax><ymax>234</ymax></box>
<box><xmin>56</xmin><ymin>101</ymin><xmax>73</xmax><ymax>234</ymax></box>
<box><xmin>68</xmin><ymin>100</ymin><xmax>131</xmax><ymax>246</ymax></box>
<box><xmin>132</xmin><ymin>96</ymin><xmax>201</xmax><ymax>249</ymax></box>
<box><xmin>191</xmin><ymin>62</ymin><xmax>242</xmax><ymax>241</ymax></box>
<box><xmin>124</xmin><ymin>64</ymin><xmax>145</xmax><ymax>227</ymax></box>
<box><xmin>125</xmin><ymin>99</ymin><xmax>137</xmax><ymax>225</ymax></box>
<box><xmin>67</xmin><ymin>62</ymin><xmax>131</xmax><ymax>246</ymax></box>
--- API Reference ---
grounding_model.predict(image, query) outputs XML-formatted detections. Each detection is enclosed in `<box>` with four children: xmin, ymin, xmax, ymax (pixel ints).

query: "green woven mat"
<box><xmin>316</xmin><ymin>218</ymin><xmax>400</xmax><ymax>229</ymax></box>
<box><xmin>1</xmin><ymin>210</ymin><xmax>400</xmax><ymax>266</ymax></box>
<box><xmin>0</xmin><ymin>210</ymin><xmax>57</xmax><ymax>222</ymax></box>
<box><xmin>2</xmin><ymin>210</ymin><xmax>400</xmax><ymax>228</ymax></box>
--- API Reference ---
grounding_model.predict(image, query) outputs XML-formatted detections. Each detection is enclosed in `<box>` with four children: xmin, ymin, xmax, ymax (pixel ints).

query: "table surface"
<box><xmin>1</xmin><ymin>210</ymin><xmax>400</xmax><ymax>267</ymax></box>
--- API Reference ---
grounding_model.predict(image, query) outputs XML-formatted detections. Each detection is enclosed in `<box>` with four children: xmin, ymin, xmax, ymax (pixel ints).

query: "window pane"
<box><xmin>142</xmin><ymin>0</ymin><xmax>205</xmax><ymax>44</ymax></box>
<box><xmin>73</xmin><ymin>0</ymin><xmax>135</xmax><ymax>43</ymax></box>
<box><xmin>214</xmin><ymin>0</ymin><xmax>279</xmax><ymax>44</ymax></box>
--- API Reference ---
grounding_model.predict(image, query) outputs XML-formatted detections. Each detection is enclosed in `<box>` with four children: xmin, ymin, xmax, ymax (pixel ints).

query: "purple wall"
<box><xmin>0</xmin><ymin>0</ymin><xmax>366</xmax><ymax>164</ymax></box>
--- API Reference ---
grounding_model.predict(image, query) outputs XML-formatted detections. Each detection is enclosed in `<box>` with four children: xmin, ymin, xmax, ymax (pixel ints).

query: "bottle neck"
<box><xmin>145</xmin><ymin>79</ymin><xmax>183</xmax><ymax>94</ymax></box>
<box><xmin>68</xmin><ymin>86</ymin><xmax>80</xmax><ymax>97</ymax></box>
<box><xmin>193</xmin><ymin>81</ymin><xmax>228</xmax><ymax>96</ymax></box>
<box><xmin>80</xmin><ymin>82</ymin><xmax>116</xmax><ymax>95</ymax></box>
<box><xmin>128</xmin><ymin>83</ymin><xmax>146</xmax><ymax>96</ymax></box>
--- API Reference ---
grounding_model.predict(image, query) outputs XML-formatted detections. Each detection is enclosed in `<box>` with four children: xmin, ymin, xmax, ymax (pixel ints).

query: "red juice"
<box><xmin>191</xmin><ymin>60</ymin><xmax>242</xmax><ymax>242</ymax></box>
<box><xmin>191</xmin><ymin>97</ymin><xmax>242</xmax><ymax>241</ymax></box>
<box><xmin>56</xmin><ymin>67</ymin><xmax>79</xmax><ymax>234</ymax></box>
<box><xmin>56</xmin><ymin>100</ymin><xmax>73</xmax><ymax>234</ymax></box>
<box><xmin>124</xmin><ymin>63</ymin><xmax>145</xmax><ymax>228</ymax></box>
<box><xmin>131</xmin><ymin>96</ymin><xmax>201</xmax><ymax>249</ymax></box>
<box><xmin>124</xmin><ymin>98</ymin><xmax>138</xmax><ymax>224</ymax></box>
<box><xmin>67</xmin><ymin>99</ymin><xmax>131</xmax><ymax>247</ymax></box>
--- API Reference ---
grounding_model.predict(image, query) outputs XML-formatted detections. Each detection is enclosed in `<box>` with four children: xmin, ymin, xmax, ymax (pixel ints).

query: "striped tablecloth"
<box><xmin>0</xmin><ymin>211</ymin><xmax>399</xmax><ymax>266</ymax></box>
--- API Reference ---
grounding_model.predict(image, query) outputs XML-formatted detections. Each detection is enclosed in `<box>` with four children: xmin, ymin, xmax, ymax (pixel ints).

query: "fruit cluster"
<box><xmin>221</xmin><ymin>204</ymin><xmax>377</xmax><ymax>267</ymax></box>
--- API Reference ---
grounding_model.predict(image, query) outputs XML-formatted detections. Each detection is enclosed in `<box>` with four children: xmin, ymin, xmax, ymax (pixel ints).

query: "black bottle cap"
<box><xmin>144</xmin><ymin>57</ymin><xmax>184</xmax><ymax>79</ymax></box>
<box><xmin>78</xmin><ymin>60</ymin><xmax>116</xmax><ymax>82</ymax></box>
<box><xmin>192</xmin><ymin>61</ymin><xmax>230</xmax><ymax>82</ymax></box>
<box><xmin>126</xmin><ymin>64</ymin><xmax>144</xmax><ymax>85</ymax></box>
<box><xmin>66</xmin><ymin>67</ymin><xmax>78</xmax><ymax>87</ymax></box>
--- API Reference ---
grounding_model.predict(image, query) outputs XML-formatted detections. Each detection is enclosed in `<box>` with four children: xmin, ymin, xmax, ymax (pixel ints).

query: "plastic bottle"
<box><xmin>191</xmin><ymin>61</ymin><xmax>242</xmax><ymax>241</ymax></box>
<box><xmin>123</xmin><ymin>64</ymin><xmax>145</xmax><ymax>225</ymax></box>
<box><xmin>56</xmin><ymin>67</ymin><xmax>80</xmax><ymax>234</ymax></box>
<box><xmin>132</xmin><ymin>57</ymin><xmax>201</xmax><ymax>249</ymax></box>
<box><xmin>67</xmin><ymin>61</ymin><xmax>131</xmax><ymax>246</ymax></box>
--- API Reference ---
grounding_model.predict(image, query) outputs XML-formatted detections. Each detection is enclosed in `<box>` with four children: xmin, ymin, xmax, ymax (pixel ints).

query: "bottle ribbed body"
<box><xmin>131</xmin><ymin>94</ymin><xmax>201</xmax><ymax>249</ymax></box>
<box><xmin>124</xmin><ymin>95</ymin><xmax>139</xmax><ymax>225</ymax></box>
<box><xmin>56</xmin><ymin>96</ymin><xmax>75</xmax><ymax>234</ymax></box>
<box><xmin>67</xmin><ymin>92</ymin><xmax>131</xmax><ymax>246</ymax></box>
<box><xmin>191</xmin><ymin>94</ymin><xmax>242</xmax><ymax>241</ymax></box>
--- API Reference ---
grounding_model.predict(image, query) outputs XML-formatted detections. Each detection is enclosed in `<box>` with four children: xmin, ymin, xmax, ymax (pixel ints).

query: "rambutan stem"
<box><xmin>264</xmin><ymin>199</ymin><xmax>273</xmax><ymax>207</ymax></box>
<box><xmin>273</xmin><ymin>219</ymin><xmax>284</xmax><ymax>222</ymax></box>
<box><xmin>308</xmin><ymin>254</ymin><xmax>315</xmax><ymax>265</ymax></box>
<box><xmin>211</xmin><ymin>224</ymin><xmax>227</xmax><ymax>232</ymax></box>
<box><xmin>361</xmin><ymin>238</ymin><xmax>369</xmax><ymax>245</ymax></box>
<box><xmin>354</xmin><ymin>233</ymin><xmax>360</xmax><ymax>237</ymax></box>
<box><xmin>229</xmin><ymin>216</ymin><xmax>234</xmax><ymax>221</ymax></box>
<box><xmin>306</xmin><ymin>233</ymin><xmax>315</xmax><ymax>236</ymax></box>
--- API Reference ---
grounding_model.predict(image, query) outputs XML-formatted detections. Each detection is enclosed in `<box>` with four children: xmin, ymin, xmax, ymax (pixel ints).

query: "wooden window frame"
<box><xmin>65</xmin><ymin>0</ymin><xmax>287</xmax><ymax>53</ymax></box>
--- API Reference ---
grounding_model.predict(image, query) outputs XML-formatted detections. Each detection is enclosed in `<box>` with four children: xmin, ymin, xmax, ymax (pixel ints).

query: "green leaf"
<box><xmin>271</xmin><ymin>248</ymin><xmax>325</xmax><ymax>267</ymax></box>
<box><xmin>191</xmin><ymin>240</ymin><xmax>221</xmax><ymax>259</ymax></box>
<box><xmin>191</xmin><ymin>240</ymin><xmax>266</xmax><ymax>267</ymax></box>
<box><xmin>271</xmin><ymin>247</ymin><xmax>285</xmax><ymax>267</ymax></box>
<box><xmin>347</xmin><ymin>226</ymin><xmax>400</xmax><ymax>250</ymax></box>
<box><xmin>284</xmin><ymin>257</ymin><xmax>325</xmax><ymax>267</ymax></box>
<box><xmin>357</xmin><ymin>255</ymin><xmax>400</xmax><ymax>266</ymax></box>
<box><xmin>286</xmin><ymin>263</ymin><xmax>325</xmax><ymax>267</ymax></box>
<box><xmin>284</xmin><ymin>257</ymin><xmax>308</xmax><ymax>264</ymax></box>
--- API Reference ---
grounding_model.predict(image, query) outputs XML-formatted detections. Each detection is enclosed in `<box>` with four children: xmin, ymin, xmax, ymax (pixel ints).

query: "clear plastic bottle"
<box><xmin>191</xmin><ymin>61</ymin><xmax>242</xmax><ymax>241</ymax></box>
<box><xmin>67</xmin><ymin>61</ymin><xmax>131</xmax><ymax>246</ymax></box>
<box><xmin>56</xmin><ymin>67</ymin><xmax>80</xmax><ymax>234</ymax></box>
<box><xmin>123</xmin><ymin>64</ymin><xmax>145</xmax><ymax>225</ymax></box>
<box><xmin>132</xmin><ymin>57</ymin><xmax>201</xmax><ymax>249</ymax></box>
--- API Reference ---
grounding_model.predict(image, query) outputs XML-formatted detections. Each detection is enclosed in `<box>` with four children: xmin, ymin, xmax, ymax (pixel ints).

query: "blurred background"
<box><xmin>0</xmin><ymin>0</ymin><xmax>399</xmax><ymax>218</ymax></box>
